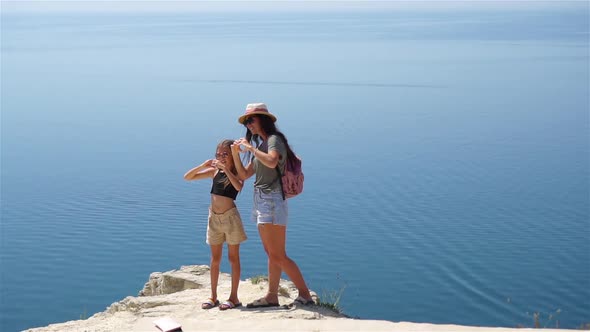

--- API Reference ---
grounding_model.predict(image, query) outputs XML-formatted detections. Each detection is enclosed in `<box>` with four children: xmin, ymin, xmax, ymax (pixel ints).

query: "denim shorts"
<box><xmin>252</xmin><ymin>187</ymin><xmax>288</xmax><ymax>226</ymax></box>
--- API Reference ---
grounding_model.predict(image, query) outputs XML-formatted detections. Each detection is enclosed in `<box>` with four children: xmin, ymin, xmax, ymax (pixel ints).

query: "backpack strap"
<box><xmin>275</xmin><ymin>166</ymin><xmax>286</xmax><ymax>200</ymax></box>
<box><xmin>274</xmin><ymin>135</ymin><xmax>287</xmax><ymax>200</ymax></box>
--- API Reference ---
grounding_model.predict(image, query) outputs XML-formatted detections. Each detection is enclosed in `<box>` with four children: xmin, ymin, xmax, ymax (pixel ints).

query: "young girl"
<box><xmin>183</xmin><ymin>139</ymin><xmax>247</xmax><ymax>310</ymax></box>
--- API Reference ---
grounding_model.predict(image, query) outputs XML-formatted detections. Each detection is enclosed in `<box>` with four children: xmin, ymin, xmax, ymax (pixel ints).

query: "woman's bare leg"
<box><xmin>258</xmin><ymin>224</ymin><xmax>312</xmax><ymax>302</ymax></box>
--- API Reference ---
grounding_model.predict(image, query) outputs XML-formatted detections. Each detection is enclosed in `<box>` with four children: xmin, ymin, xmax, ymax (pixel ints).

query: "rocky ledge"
<box><xmin>25</xmin><ymin>265</ymin><xmax>568</xmax><ymax>332</ymax></box>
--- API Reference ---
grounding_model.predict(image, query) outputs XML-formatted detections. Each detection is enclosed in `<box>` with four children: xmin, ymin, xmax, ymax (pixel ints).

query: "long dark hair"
<box><xmin>244</xmin><ymin>115</ymin><xmax>297</xmax><ymax>169</ymax></box>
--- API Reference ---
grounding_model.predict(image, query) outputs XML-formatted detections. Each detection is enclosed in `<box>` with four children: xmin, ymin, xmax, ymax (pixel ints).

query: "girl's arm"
<box><xmin>212</xmin><ymin>159</ymin><xmax>244</xmax><ymax>191</ymax></box>
<box><xmin>224</xmin><ymin>168</ymin><xmax>244</xmax><ymax>192</ymax></box>
<box><xmin>183</xmin><ymin>159</ymin><xmax>216</xmax><ymax>181</ymax></box>
<box><xmin>231</xmin><ymin>141</ymin><xmax>255</xmax><ymax>181</ymax></box>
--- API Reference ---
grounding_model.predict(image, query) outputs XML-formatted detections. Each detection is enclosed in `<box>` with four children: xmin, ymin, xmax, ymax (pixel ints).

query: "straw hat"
<box><xmin>238</xmin><ymin>103</ymin><xmax>277</xmax><ymax>124</ymax></box>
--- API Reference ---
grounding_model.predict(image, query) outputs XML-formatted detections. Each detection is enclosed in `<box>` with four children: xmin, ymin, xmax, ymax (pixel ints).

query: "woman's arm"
<box><xmin>234</xmin><ymin>137</ymin><xmax>280</xmax><ymax>169</ymax></box>
<box><xmin>250</xmin><ymin>148</ymin><xmax>280</xmax><ymax>169</ymax></box>
<box><xmin>231</xmin><ymin>140</ymin><xmax>255</xmax><ymax>180</ymax></box>
<box><xmin>183</xmin><ymin>159</ymin><xmax>216</xmax><ymax>181</ymax></box>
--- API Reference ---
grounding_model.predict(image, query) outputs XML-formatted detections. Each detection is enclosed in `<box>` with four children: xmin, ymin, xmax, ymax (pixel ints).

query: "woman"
<box><xmin>184</xmin><ymin>139</ymin><xmax>247</xmax><ymax>310</ymax></box>
<box><xmin>231</xmin><ymin>103</ymin><xmax>314</xmax><ymax>308</ymax></box>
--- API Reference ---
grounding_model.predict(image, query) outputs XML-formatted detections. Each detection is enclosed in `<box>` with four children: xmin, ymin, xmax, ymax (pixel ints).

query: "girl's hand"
<box><xmin>204</xmin><ymin>159</ymin><xmax>215</xmax><ymax>167</ymax></box>
<box><xmin>214</xmin><ymin>161</ymin><xmax>226</xmax><ymax>172</ymax></box>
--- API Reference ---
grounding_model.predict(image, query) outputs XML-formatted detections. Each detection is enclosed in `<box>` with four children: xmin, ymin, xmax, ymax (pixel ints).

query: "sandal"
<box><xmin>246</xmin><ymin>297</ymin><xmax>280</xmax><ymax>308</ymax></box>
<box><xmin>201</xmin><ymin>298</ymin><xmax>220</xmax><ymax>309</ymax></box>
<box><xmin>219</xmin><ymin>299</ymin><xmax>242</xmax><ymax>311</ymax></box>
<box><xmin>291</xmin><ymin>296</ymin><xmax>315</xmax><ymax>306</ymax></box>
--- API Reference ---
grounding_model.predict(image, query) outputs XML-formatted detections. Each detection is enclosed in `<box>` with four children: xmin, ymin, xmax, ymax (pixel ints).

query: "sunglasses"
<box><xmin>243</xmin><ymin>116</ymin><xmax>256</xmax><ymax>126</ymax></box>
<box><xmin>215</xmin><ymin>152</ymin><xmax>229</xmax><ymax>159</ymax></box>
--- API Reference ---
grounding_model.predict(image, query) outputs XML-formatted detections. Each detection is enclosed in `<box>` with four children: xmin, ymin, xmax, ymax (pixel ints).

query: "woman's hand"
<box><xmin>232</xmin><ymin>138</ymin><xmax>253</xmax><ymax>154</ymax></box>
<box><xmin>231</xmin><ymin>141</ymin><xmax>242</xmax><ymax>154</ymax></box>
<box><xmin>203</xmin><ymin>159</ymin><xmax>215</xmax><ymax>168</ymax></box>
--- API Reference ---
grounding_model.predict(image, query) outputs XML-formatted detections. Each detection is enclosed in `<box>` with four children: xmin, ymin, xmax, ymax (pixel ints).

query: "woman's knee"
<box><xmin>268</xmin><ymin>252</ymin><xmax>288</xmax><ymax>266</ymax></box>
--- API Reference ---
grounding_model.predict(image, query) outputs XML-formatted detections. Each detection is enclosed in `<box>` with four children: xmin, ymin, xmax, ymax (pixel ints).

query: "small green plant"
<box><xmin>522</xmin><ymin>309</ymin><xmax>562</xmax><ymax>329</ymax></box>
<box><xmin>79</xmin><ymin>306</ymin><xmax>88</xmax><ymax>320</ymax></box>
<box><xmin>278</xmin><ymin>285</ymin><xmax>290</xmax><ymax>298</ymax></box>
<box><xmin>250</xmin><ymin>275</ymin><xmax>268</xmax><ymax>285</ymax></box>
<box><xmin>249</xmin><ymin>274</ymin><xmax>291</xmax><ymax>297</ymax></box>
<box><xmin>316</xmin><ymin>285</ymin><xmax>346</xmax><ymax>314</ymax></box>
<box><xmin>507</xmin><ymin>298</ymin><xmax>576</xmax><ymax>329</ymax></box>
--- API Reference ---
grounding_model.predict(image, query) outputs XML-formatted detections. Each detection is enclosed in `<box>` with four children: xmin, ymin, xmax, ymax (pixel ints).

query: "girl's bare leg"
<box><xmin>227</xmin><ymin>244</ymin><xmax>241</xmax><ymax>304</ymax></box>
<box><xmin>209</xmin><ymin>244</ymin><xmax>223</xmax><ymax>301</ymax></box>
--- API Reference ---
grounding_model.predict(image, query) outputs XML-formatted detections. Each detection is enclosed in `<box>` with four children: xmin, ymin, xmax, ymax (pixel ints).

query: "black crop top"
<box><xmin>210</xmin><ymin>171</ymin><xmax>239</xmax><ymax>200</ymax></box>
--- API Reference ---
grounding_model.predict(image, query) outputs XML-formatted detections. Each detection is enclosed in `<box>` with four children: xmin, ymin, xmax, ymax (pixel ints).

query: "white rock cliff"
<box><xmin>24</xmin><ymin>265</ymin><xmax>568</xmax><ymax>332</ymax></box>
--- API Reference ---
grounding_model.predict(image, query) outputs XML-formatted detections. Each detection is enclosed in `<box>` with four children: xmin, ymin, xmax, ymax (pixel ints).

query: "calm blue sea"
<box><xmin>1</xmin><ymin>3</ymin><xmax>589</xmax><ymax>331</ymax></box>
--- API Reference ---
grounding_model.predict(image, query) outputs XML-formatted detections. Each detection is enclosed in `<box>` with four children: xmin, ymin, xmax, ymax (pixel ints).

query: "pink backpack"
<box><xmin>277</xmin><ymin>155</ymin><xmax>304</xmax><ymax>199</ymax></box>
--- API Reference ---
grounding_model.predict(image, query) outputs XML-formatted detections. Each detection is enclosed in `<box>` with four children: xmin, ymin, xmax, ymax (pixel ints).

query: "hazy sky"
<box><xmin>2</xmin><ymin>0</ymin><xmax>587</xmax><ymax>13</ymax></box>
